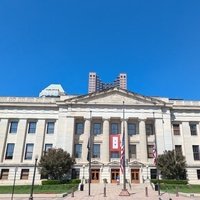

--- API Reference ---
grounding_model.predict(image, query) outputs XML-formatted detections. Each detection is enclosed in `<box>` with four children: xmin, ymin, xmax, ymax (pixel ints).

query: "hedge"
<box><xmin>151</xmin><ymin>179</ymin><xmax>188</xmax><ymax>185</ymax></box>
<box><xmin>42</xmin><ymin>179</ymin><xmax>81</xmax><ymax>185</ymax></box>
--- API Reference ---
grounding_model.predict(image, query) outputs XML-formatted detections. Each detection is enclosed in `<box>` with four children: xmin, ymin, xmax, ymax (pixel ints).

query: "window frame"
<box><xmin>110</xmin><ymin>151</ymin><xmax>120</xmax><ymax>158</ymax></box>
<box><xmin>92</xmin><ymin>144</ymin><xmax>100</xmax><ymax>158</ymax></box>
<box><xmin>75</xmin><ymin>122</ymin><xmax>84</xmax><ymax>135</ymax></box>
<box><xmin>24</xmin><ymin>143</ymin><xmax>34</xmax><ymax>160</ymax></box>
<box><xmin>173</xmin><ymin>124</ymin><xmax>180</xmax><ymax>135</ymax></box>
<box><xmin>147</xmin><ymin>145</ymin><xmax>154</xmax><ymax>158</ymax></box>
<box><xmin>28</xmin><ymin>121</ymin><xmax>37</xmax><ymax>134</ymax></box>
<box><xmin>190</xmin><ymin>123</ymin><xmax>197</xmax><ymax>136</ymax></box>
<box><xmin>9</xmin><ymin>121</ymin><xmax>18</xmax><ymax>134</ymax></box>
<box><xmin>197</xmin><ymin>169</ymin><xmax>200</xmax><ymax>180</ymax></box>
<box><xmin>128</xmin><ymin>123</ymin><xmax>137</xmax><ymax>136</ymax></box>
<box><xmin>129</xmin><ymin>144</ymin><xmax>136</xmax><ymax>159</ymax></box>
<box><xmin>5</xmin><ymin>143</ymin><xmax>15</xmax><ymax>160</ymax></box>
<box><xmin>74</xmin><ymin>144</ymin><xmax>82</xmax><ymax>158</ymax></box>
<box><xmin>146</xmin><ymin>123</ymin><xmax>154</xmax><ymax>136</ymax></box>
<box><xmin>93</xmin><ymin>123</ymin><xmax>102</xmax><ymax>135</ymax></box>
<box><xmin>111</xmin><ymin>123</ymin><xmax>120</xmax><ymax>134</ymax></box>
<box><xmin>20</xmin><ymin>169</ymin><xmax>29</xmax><ymax>180</ymax></box>
<box><xmin>46</xmin><ymin>121</ymin><xmax>55</xmax><ymax>134</ymax></box>
<box><xmin>0</xmin><ymin>169</ymin><xmax>9</xmax><ymax>180</ymax></box>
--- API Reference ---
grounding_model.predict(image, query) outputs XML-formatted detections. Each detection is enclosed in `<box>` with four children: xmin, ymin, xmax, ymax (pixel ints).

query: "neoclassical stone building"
<box><xmin>0</xmin><ymin>85</ymin><xmax>200</xmax><ymax>185</ymax></box>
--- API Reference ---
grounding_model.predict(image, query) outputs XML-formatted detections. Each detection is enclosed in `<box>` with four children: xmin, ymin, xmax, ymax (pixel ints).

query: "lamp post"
<box><xmin>29</xmin><ymin>155</ymin><xmax>38</xmax><ymax>200</ymax></box>
<box><xmin>11</xmin><ymin>167</ymin><xmax>18</xmax><ymax>200</ymax></box>
<box><xmin>146</xmin><ymin>165</ymin><xmax>149</xmax><ymax>180</ymax></box>
<box><xmin>82</xmin><ymin>165</ymin><xmax>85</xmax><ymax>183</ymax></box>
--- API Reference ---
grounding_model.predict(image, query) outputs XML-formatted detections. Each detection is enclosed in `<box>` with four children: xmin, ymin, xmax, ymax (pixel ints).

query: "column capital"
<box><xmin>138</xmin><ymin>118</ymin><xmax>147</xmax><ymax>122</ymax></box>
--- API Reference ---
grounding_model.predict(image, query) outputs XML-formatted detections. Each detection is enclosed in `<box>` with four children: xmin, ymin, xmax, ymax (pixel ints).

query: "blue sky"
<box><xmin>0</xmin><ymin>1</ymin><xmax>200</xmax><ymax>99</ymax></box>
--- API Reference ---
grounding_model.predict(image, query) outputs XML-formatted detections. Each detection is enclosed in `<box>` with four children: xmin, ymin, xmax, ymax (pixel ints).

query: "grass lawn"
<box><xmin>161</xmin><ymin>184</ymin><xmax>200</xmax><ymax>194</ymax></box>
<box><xmin>0</xmin><ymin>184</ymin><xmax>78</xmax><ymax>194</ymax></box>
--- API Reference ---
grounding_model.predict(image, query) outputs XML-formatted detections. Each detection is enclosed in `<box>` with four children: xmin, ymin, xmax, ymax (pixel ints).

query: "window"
<box><xmin>44</xmin><ymin>144</ymin><xmax>53</xmax><ymax>154</ymax></box>
<box><xmin>150</xmin><ymin>169</ymin><xmax>157</xmax><ymax>179</ymax></box>
<box><xmin>46</xmin><ymin>122</ymin><xmax>55</xmax><ymax>134</ymax></box>
<box><xmin>146</xmin><ymin>123</ymin><xmax>154</xmax><ymax>136</ymax></box>
<box><xmin>93</xmin><ymin>144</ymin><xmax>100</xmax><ymax>158</ymax></box>
<box><xmin>147</xmin><ymin>145</ymin><xmax>154</xmax><ymax>158</ymax></box>
<box><xmin>74</xmin><ymin>144</ymin><xmax>82</xmax><ymax>158</ymax></box>
<box><xmin>197</xmin><ymin>170</ymin><xmax>200</xmax><ymax>180</ymax></box>
<box><xmin>110</xmin><ymin>152</ymin><xmax>120</xmax><ymax>158</ymax></box>
<box><xmin>25</xmin><ymin>144</ymin><xmax>34</xmax><ymax>160</ymax></box>
<box><xmin>175</xmin><ymin>145</ymin><xmax>182</xmax><ymax>155</ymax></box>
<box><xmin>28</xmin><ymin>121</ymin><xmax>37</xmax><ymax>134</ymax></box>
<box><xmin>93</xmin><ymin>123</ymin><xmax>101</xmax><ymax>135</ymax></box>
<box><xmin>190</xmin><ymin>123</ymin><xmax>197</xmax><ymax>136</ymax></box>
<box><xmin>72</xmin><ymin>169</ymin><xmax>80</xmax><ymax>179</ymax></box>
<box><xmin>9</xmin><ymin>121</ymin><xmax>18</xmax><ymax>133</ymax></box>
<box><xmin>20</xmin><ymin>169</ymin><xmax>29</xmax><ymax>180</ymax></box>
<box><xmin>193</xmin><ymin>145</ymin><xmax>200</xmax><ymax>160</ymax></box>
<box><xmin>75</xmin><ymin>122</ymin><xmax>84</xmax><ymax>135</ymax></box>
<box><xmin>128</xmin><ymin>123</ymin><xmax>137</xmax><ymax>136</ymax></box>
<box><xmin>5</xmin><ymin>143</ymin><xmax>15</xmax><ymax>159</ymax></box>
<box><xmin>111</xmin><ymin>123</ymin><xmax>120</xmax><ymax>134</ymax></box>
<box><xmin>173</xmin><ymin>124</ymin><xmax>180</xmax><ymax>135</ymax></box>
<box><xmin>129</xmin><ymin>144</ymin><xmax>136</xmax><ymax>159</ymax></box>
<box><xmin>0</xmin><ymin>169</ymin><xmax>9</xmax><ymax>180</ymax></box>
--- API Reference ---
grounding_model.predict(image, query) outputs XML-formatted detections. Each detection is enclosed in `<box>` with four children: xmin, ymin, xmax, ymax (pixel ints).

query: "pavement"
<box><xmin>1</xmin><ymin>183</ymin><xmax>200</xmax><ymax>200</ymax></box>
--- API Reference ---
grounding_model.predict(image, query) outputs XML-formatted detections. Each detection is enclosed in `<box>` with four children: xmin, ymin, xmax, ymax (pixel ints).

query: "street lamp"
<box><xmin>29</xmin><ymin>155</ymin><xmax>38</xmax><ymax>200</ymax></box>
<box><xmin>11</xmin><ymin>167</ymin><xmax>18</xmax><ymax>200</ymax></box>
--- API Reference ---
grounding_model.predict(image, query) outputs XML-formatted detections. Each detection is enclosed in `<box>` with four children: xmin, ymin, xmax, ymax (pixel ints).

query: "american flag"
<box><xmin>120</xmin><ymin>129</ymin><xmax>125</xmax><ymax>174</ymax></box>
<box><xmin>153</xmin><ymin>143</ymin><xmax>157</xmax><ymax>165</ymax></box>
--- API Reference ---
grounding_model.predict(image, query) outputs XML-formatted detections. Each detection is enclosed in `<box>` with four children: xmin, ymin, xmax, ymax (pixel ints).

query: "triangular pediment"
<box><xmin>64</xmin><ymin>87</ymin><xmax>165</xmax><ymax>106</ymax></box>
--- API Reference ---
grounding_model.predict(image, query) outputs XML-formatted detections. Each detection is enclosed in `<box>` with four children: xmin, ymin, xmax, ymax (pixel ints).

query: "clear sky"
<box><xmin>0</xmin><ymin>0</ymin><xmax>200</xmax><ymax>99</ymax></box>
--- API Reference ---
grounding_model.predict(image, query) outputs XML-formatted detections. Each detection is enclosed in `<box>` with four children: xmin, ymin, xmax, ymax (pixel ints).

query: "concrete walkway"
<box><xmin>1</xmin><ymin>183</ymin><xmax>200</xmax><ymax>200</ymax></box>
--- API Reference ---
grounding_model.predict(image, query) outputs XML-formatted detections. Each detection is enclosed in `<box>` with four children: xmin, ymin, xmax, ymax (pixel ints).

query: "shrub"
<box><xmin>69</xmin><ymin>179</ymin><xmax>81</xmax><ymax>184</ymax></box>
<box><xmin>42</xmin><ymin>180</ymin><xmax>62</xmax><ymax>185</ymax></box>
<box><xmin>151</xmin><ymin>179</ymin><xmax>188</xmax><ymax>185</ymax></box>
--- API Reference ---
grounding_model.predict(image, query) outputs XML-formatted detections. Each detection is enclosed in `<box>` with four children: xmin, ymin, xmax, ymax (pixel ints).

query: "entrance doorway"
<box><xmin>91</xmin><ymin>169</ymin><xmax>100</xmax><ymax>183</ymax></box>
<box><xmin>111</xmin><ymin>169</ymin><xmax>120</xmax><ymax>183</ymax></box>
<box><xmin>131</xmin><ymin>169</ymin><xmax>140</xmax><ymax>183</ymax></box>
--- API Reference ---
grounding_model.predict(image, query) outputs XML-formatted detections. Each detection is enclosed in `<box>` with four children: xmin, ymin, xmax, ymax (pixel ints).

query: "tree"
<box><xmin>38</xmin><ymin>148</ymin><xmax>75</xmax><ymax>180</ymax></box>
<box><xmin>157</xmin><ymin>150</ymin><xmax>187</xmax><ymax>180</ymax></box>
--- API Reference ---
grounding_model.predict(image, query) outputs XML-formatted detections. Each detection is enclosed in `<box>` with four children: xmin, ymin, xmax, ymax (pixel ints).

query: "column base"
<box><xmin>119</xmin><ymin>189</ymin><xmax>130</xmax><ymax>196</ymax></box>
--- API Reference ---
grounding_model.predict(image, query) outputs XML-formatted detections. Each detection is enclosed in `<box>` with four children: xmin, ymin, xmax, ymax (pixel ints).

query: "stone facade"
<box><xmin>0</xmin><ymin>87</ymin><xmax>200</xmax><ymax>185</ymax></box>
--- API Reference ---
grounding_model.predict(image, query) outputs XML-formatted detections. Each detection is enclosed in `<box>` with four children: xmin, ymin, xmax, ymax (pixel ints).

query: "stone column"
<box><xmin>139</xmin><ymin>119</ymin><xmax>147</xmax><ymax>163</ymax></box>
<box><xmin>82</xmin><ymin>118</ymin><xmax>91</xmax><ymax>162</ymax></box>
<box><xmin>102</xmin><ymin>118</ymin><xmax>110</xmax><ymax>163</ymax></box>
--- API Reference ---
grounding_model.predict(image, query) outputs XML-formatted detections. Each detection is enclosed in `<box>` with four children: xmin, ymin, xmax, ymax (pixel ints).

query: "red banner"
<box><xmin>109</xmin><ymin>134</ymin><xmax>120</xmax><ymax>151</ymax></box>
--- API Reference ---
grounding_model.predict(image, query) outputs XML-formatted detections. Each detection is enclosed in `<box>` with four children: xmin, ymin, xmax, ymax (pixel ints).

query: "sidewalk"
<box><xmin>0</xmin><ymin>183</ymin><xmax>200</xmax><ymax>200</ymax></box>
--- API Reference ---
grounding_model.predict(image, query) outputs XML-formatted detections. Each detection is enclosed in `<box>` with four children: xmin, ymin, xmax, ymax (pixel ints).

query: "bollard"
<box><xmin>71</xmin><ymin>188</ymin><xmax>74</xmax><ymax>197</ymax></box>
<box><xmin>104</xmin><ymin>186</ymin><xmax>106</xmax><ymax>197</ymax></box>
<box><xmin>176</xmin><ymin>186</ymin><xmax>179</xmax><ymax>197</ymax></box>
<box><xmin>145</xmin><ymin>186</ymin><xmax>148</xmax><ymax>197</ymax></box>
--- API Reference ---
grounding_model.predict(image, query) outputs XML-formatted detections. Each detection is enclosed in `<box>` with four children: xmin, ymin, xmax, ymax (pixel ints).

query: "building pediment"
<box><xmin>64</xmin><ymin>87</ymin><xmax>165</xmax><ymax>106</ymax></box>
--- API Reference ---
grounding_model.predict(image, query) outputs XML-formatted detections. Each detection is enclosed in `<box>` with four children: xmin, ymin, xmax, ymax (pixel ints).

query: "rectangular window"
<box><xmin>28</xmin><ymin>121</ymin><xmax>37</xmax><ymax>134</ymax></box>
<box><xmin>173</xmin><ymin>124</ymin><xmax>180</xmax><ymax>135</ymax></box>
<box><xmin>93</xmin><ymin>144</ymin><xmax>100</xmax><ymax>158</ymax></box>
<box><xmin>46</xmin><ymin>122</ymin><xmax>55</xmax><ymax>134</ymax></box>
<box><xmin>190</xmin><ymin>123</ymin><xmax>197</xmax><ymax>136</ymax></box>
<box><xmin>147</xmin><ymin>145</ymin><xmax>154</xmax><ymax>158</ymax></box>
<box><xmin>175</xmin><ymin>145</ymin><xmax>182</xmax><ymax>155</ymax></box>
<box><xmin>75</xmin><ymin>122</ymin><xmax>84</xmax><ymax>135</ymax></box>
<box><xmin>20</xmin><ymin>169</ymin><xmax>29</xmax><ymax>180</ymax></box>
<box><xmin>146</xmin><ymin>123</ymin><xmax>154</xmax><ymax>136</ymax></box>
<box><xmin>74</xmin><ymin>144</ymin><xmax>82</xmax><ymax>158</ymax></box>
<box><xmin>93</xmin><ymin>123</ymin><xmax>101</xmax><ymax>135</ymax></box>
<box><xmin>9</xmin><ymin>121</ymin><xmax>18</xmax><ymax>133</ymax></box>
<box><xmin>197</xmin><ymin>170</ymin><xmax>200</xmax><ymax>180</ymax></box>
<box><xmin>150</xmin><ymin>169</ymin><xmax>157</xmax><ymax>179</ymax></box>
<box><xmin>193</xmin><ymin>145</ymin><xmax>200</xmax><ymax>160</ymax></box>
<box><xmin>25</xmin><ymin>143</ymin><xmax>34</xmax><ymax>160</ymax></box>
<box><xmin>129</xmin><ymin>144</ymin><xmax>136</xmax><ymax>159</ymax></box>
<box><xmin>44</xmin><ymin>144</ymin><xmax>53</xmax><ymax>154</ymax></box>
<box><xmin>111</xmin><ymin>123</ymin><xmax>119</xmax><ymax>134</ymax></box>
<box><xmin>128</xmin><ymin>123</ymin><xmax>137</xmax><ymax>136</ymax></box>
<box><xmin>0</xmin><ymin>169</ymin><xmax>9</xmax><ymax>180</ymax></box>
<box><xmin>110</xmin><ymin>152</ymin><xmax>120</xmax><ymax>158</ymax></box>
<box><xmin>5</xmin><ymin>143</ymin><xmax>15</xmax><ymax>159</ymax></box>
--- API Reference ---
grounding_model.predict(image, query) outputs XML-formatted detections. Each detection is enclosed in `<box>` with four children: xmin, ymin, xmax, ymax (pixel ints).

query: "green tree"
<box><xmin>38</xmin><ymin>148</ymin><xmax>75</xmax><ymax>180</ymax></box>
<box><xmin>157</xmin><ymin>150</ymin><xmax>187</xmax><ymax>180</ymax></box>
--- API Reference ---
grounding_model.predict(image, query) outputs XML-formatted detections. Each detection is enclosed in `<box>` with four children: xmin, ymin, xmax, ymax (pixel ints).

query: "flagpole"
<box><xmin>119</xmin><ymin>101</ymin><xmax>130</xmax><ymax>196</ymax></box>
<box><xmin>153</xmin><ymin>112</ymin><xmax>160</xmax><ymax>196</ymax></box>
<box><xmin>88</xmin><ymin>110</ymin><xmax>92</xmax><ymax>196</ymax></box>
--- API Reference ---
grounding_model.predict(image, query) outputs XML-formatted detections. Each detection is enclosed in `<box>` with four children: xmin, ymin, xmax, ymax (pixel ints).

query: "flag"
<box><xmin>109</xmin><ymin>135</ymin><xmax>120</xmax><ymax>151</ymax></box>
<box><xmin>120</xmin><ymin>129</ymin><xmax>125</xmax><ymax>174</ymax></box>
<box><xmin>87</xmin><ymin>139</ymin><xmax>90</xmax><ymax>161</ymax></box>
<box><xmin>153</xmin><ymin>143</ymin><xmax>157</xmax><ymax>165</ymax></box>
